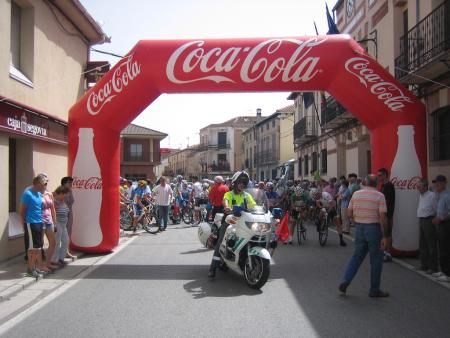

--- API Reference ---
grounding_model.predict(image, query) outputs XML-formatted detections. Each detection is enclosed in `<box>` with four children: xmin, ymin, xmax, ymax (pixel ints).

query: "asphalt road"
<box><xmin>3</xmin><ymin>223</ymin><xmax>450</xmax><ymax>338</ymax></box>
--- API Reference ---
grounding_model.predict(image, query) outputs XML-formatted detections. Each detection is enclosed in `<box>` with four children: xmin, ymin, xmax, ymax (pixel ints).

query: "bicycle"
<box><xmin>181</xmin><ymin>200</ymin><xmax>194</xmax><ymax>224</ymax></box>
<box><xmin>315</xmin><ymin>206</ymin><xmax>329</xmax><ymax>246</ymax></box>
<box><xmin>120</xmin><ymin>203</ymin><xmax>159</xmax><ymax>234</ymax></box>
<box><xmin>291</xmin><ymin>205</ymin><xmax>308</xmax><ymax>245</ymax></box>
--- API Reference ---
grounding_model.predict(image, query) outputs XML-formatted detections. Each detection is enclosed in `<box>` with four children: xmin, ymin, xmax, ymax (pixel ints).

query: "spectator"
<box><xmin>153</xmin><ymin>177</ymin><xmax>173</xmax><ymax>231</ymax></box>
<box><xmin>416</xmin><ymin>179</ymin><xmax>438</xmax><ymax>274</ymax></box>
<box><xmin>40</xmin><ymin>179</ymin><xmax>57</xmax><ymax>271</ymax></box>
<box><xmin>431</xmin><ymin>175</ymin><xmax>450</xmax><ymax>282</ymax></box>
<box><xmin>61</xmin><ymin>176</ymin><xmax>77</xmax><ymax>260</ymax></box>
<box><xmin>377</xmin><ymin>168</ymin><xmax>395</xmax><ymax>262</ymax></box>
<box><xmin>348</xmin><ymin>173</ymin><xmax>360</xmax><ymax>196</ymax></box>
<box><xmin>339</xmin><ymin>174</ymin><xmax>389</xmax><ymax>297</ymax></box>
<box><xmin>208</xmin><ymin>176</ymin><xmax>229</xmax><ymax>221</ymax></box>
<box><xmin>324</xmin><ymin>178</ymin><xmax>337</xmax><ymax>199</ymax></box>
<box><xmin>51</xmin><ymin>186</ymin><xmax>71</xmax><ymax>266</ymax></box>
<box><xmin>20</xmin><ymin>175</ymin><xmax>47</xmax><ymax>278</ymax></box>
<box><xmin>337</xmin><ymin>180</ymin><xmax>351</xmax><ymax>234</ymax></box>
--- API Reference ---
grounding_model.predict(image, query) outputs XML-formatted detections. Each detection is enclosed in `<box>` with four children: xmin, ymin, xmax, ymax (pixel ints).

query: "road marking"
<box><xmin>0</xmin><ymin>235</ymin><xmax>139</xmax><ymax>335</ymax></box>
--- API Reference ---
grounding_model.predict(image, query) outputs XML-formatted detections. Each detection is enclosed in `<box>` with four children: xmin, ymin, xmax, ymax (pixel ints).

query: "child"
<box><xmin>51</xmin><ymin>186</ymin><xmax>70</xmax><ymax>266</ymax></box>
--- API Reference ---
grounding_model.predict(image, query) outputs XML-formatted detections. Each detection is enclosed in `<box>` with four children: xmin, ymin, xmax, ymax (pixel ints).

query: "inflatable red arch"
<box><xmin>68</xmin><ymin>35</ymin><xmax>426</xmax><ymax>254</ymax></box>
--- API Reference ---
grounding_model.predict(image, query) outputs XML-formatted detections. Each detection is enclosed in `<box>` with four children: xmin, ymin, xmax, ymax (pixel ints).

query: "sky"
<box><xmin>80</xmin><ymin>0</ymin><xmax>338</xmax><ymax>148</ymax></box>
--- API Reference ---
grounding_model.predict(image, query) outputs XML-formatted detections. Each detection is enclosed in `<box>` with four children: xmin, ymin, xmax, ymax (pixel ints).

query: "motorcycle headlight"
<box><xmin>246</xmin><ymin>222</ymin><xmax>271</xmax><ymax>232</ymax></box>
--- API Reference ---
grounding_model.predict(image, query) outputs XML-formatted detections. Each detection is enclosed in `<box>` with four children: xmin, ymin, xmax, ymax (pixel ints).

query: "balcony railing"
<box><xmin>123</xmin><ymin>152</ymin><xmax>157</xmax><ymax>162</ymax></box>
<box><xmin>321</xmin><ymin>96</ymin><xmax>355</xmax><ymax>129</ymax></box>
<box><xmin>395</xmin><ymin>0</ymin><xmax>450</xmax><ymax>80</ymax></box>
<box><xmin>255</xmin><ymin>150</ymin><xmax>279</xmax><ymax>165</ymax></box>
<box><xmin>195</xmin><ymin>143</ymin><xmax>231</xmax><ymax>152</ymax></box>
<box><xmin>293</xmin><ymin>116</ymin><xmax>318</xmax><ymax>145</ymax></box>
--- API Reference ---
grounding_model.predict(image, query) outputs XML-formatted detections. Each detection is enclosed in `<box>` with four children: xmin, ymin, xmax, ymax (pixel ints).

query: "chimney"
<box><xmin>256</xmin><ymin>108</ymin><xmax>262</xmax><ymax>117</ymax></box>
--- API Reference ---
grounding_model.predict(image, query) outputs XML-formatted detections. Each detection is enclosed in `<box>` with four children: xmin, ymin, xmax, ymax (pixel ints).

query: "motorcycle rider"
<box><xmin>208</xmin><ymin>171</ymin><xmax>256</xmax><ymax>278</ymax></box>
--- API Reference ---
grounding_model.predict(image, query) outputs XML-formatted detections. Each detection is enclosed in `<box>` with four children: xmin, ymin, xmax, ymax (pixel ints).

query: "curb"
<box><xmin>0</xmin><ymin>278</ymin><xmax>36</xmax><ymax>302</ymax></box>
<box><xmin>0</xmin><ymin>235</ymin><xmax>130</xmax><ymax>303</ymax></box>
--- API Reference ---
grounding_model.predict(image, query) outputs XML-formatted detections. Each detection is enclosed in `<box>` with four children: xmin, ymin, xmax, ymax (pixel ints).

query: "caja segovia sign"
<box><xmin>0</xmin><ymin>101</ymin><xmax>68</xmax><ymax>145</ymax></box>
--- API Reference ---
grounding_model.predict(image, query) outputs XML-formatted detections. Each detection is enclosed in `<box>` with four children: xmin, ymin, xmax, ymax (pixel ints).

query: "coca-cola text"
<box><xmin>166</xmin><ymin>38</ymin><xmax>325</xmax><ymax>84</ymax></box>
<box><xmin>87</xmin><ymin>55</ymin><xmax>141</xmax><ymax>116</ymax></box>
<box><xmin>390</xmin><ymin>176</ymin><xmax>421</xmax><ymax>190</ymax></box>
<box><xmin>72</xmin><ymin>177</ymin><xmax>102</xmax><ymax>190</ymax></box>
<box><xmin>344</xmin><ymin>57</ymin><xmax>413</xmax><ymax>112</ymax></box>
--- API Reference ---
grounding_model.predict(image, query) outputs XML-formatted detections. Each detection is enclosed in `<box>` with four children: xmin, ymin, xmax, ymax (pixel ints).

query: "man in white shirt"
<box><xmin>417</xmin><ymin>179</ymin><xmax>438</xmax><ymax>274</ymax></box>
<box><xmin>191</xmin><ymin>176</ymin><xmax>205</xmax><ymax>223</ymax></box>
<box><xmin>153</xmin><ymin>177</ymin><xmax>173</xmax><ymax>231</ymax></box>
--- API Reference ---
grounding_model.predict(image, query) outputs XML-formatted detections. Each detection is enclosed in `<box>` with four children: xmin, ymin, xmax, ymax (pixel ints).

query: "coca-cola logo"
<box><xmin>87</xmin><ymin>55</ymin><xmax>141</xmax><ymax>116</ymax></box>
<box><xmin>166</xmin><ymin>38</ymin><xmax>325</xmax><ymax>84</ymax></box>
<box><xmin>72</xmin><ymin>177</ymin><xmax>102</xmax><ymax>190</ymax></box>
<box><xmin>391</xmin><ymin>176</ymin><xmax>421</xmax><ymax>190</ymax></box>
<box><xmin>344</xmin><ymin>57</ymin><xmax>413</xmax><ymax>112</ymax></box>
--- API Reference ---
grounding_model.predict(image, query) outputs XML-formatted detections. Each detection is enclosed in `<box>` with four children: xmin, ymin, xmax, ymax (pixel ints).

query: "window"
<box><xmin>433</xmin><ymin>106</ymin><xmax>450</xmax><ymax>161</ymax></box>
<box><xmin>266</xmin><ymin>123</ymin><xmax>269</xmax><ymax>130</ymax></box>
<box><xmin>272</xmin><ymin>134</ymin><xmax>276</xmax><ymax>151</ymax></box>
<box><xmin>130</xmin><ymin>144</ymin><xmax>143</xmax><ymax>160</ymax></box>
<box><xmin>272</xmin><ymin>169</ymin><xmax>277</xmax><ymax>179</ymax></box>
<box><xmin>312</xmin><ymin>152</ymin><xmax>318</xmax><ymax>171</ymax></box>
<box><xmin>304</xmin><ymin>155</ymin><xmax>309</xmax><ymax>174</ymax></box>
<box><xmin>321</xmin><ymin>149</ymin><xmax>327</xmax><ymax>174</ymax></box>
<box><xmin>218</xmin><ymin>132</ymin><xmax>227</xmax><ymax>148</ymax></box>
<box><xmin>298</xmin><ymin>157</ymin><xmax>302</xmax><ymax>176</ymax></box>
<box><xmin>272</xmin><ymin>120</ymin><xmax>275</xmax><ymax>128</ymax></box>
<box><xmin>10</xmin><ymin>1</ymin><xmax>34</xmax><ymax>86</ymax></box>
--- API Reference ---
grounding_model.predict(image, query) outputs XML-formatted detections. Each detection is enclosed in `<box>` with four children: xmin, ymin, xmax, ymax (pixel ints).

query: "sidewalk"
<box><xmin>0</xmin><ymin>232</ymin><xmax>132</xmax><ymax>303</ymax></box>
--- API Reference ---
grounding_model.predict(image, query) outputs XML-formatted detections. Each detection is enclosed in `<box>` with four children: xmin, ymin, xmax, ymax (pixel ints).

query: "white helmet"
<box><xmin>198</xmin><ymin>222</ymin><xmax>212</xmax><ymax>247</ymax></box>
<box><xmin>309</xmin><ymin>188</ymin><xmax>320</xmax><ymax>199</ymax></box>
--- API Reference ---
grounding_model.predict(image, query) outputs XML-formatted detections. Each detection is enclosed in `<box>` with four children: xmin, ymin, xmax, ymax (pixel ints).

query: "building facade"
<box><xmin>197</xmin><ymin>115</ymin><xmax>264</xmax><ymax>179</ymax></box>
<box><xmin>292</xmin><ymin>0</ymin><xmax>444</xmax><ymax>181</ymax></box>
<box><xmin>243</xmin><ymin>105</ymin><xmax>295</xmax><ymax>181</ymax></box>
<box><xmin>0</xmin><ymin>0</ymin><xmax>108</xmax><ymax>261</ymax></box>
<box><xmin>120</xmin><ymin>124</ymin><xmax>167</xmax><ymax>182</ymax></box>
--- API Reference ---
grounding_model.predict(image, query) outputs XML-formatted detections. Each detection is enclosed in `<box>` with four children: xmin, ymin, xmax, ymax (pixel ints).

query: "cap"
<box><xmin>433</xmin><ymin>175</ymin><xmax>447</xmax><ymax>183</ymax></box>
<box><xmin>214</xmin><ymin>176</ymin><xmax>223</xmax><ymax>183</ymax></box>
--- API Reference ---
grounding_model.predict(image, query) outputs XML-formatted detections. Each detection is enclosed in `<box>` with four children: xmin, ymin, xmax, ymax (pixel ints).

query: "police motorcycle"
<box><xmin>198</xmin><ymin>188</ymin><xmax>278</xmax><ymax>289</ymax></box>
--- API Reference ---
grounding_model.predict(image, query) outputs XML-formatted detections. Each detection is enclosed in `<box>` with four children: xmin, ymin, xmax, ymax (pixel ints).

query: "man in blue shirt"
<box><xmin>19</xmin><ymin>175</ymin><xmax>47</xmax><ymax>278</ymax></box>
<box><xmin>432</xmin><ymin>175</ymin><xmax>450</xmax><ymax>282</ymax></box>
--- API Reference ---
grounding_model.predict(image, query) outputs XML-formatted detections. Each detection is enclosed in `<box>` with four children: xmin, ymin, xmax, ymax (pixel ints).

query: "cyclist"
<box><xmin>208</xmin><ymin>171</ymin><xmax>256</xmax><ymax>278</ymax></box>
<box><xmin>287</xmin><ymin>186</ymin><xmax>311</xmax><ymax>243</ymax></box>
<box><xmin>265</xmin><ymin>182</ymin><xmax>280</xmax><ymax>211</ymax></box>
<box><xmin>131</xmin><ymin>180</ymin><xmax>147</xmax><ymax>232</ymax></box>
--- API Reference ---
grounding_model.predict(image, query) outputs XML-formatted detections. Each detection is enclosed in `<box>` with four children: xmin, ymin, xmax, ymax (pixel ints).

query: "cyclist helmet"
<box><xmin>266</xmin><ymin>181</ymin><xmax>274</xmax><ymax>190</ymax></box>
<box><xmin>176</xmin><ymin>175</ymin><xmax>183</xmax><ymax>182</ymax></box>
<box><xmin>231</xmin><ymin>170</ymin><xmax>250</xmax><ymax>189</ymax></box>
<box><xmin>309</xmin><ymin>187</ymin><xmax>320</xmax><ymax>200</ymax></box>
<box><xmin>286</xmin><ymin>180</ymin><xmax>294</xmax><ymax>188</ymax></box>
<box><xmin>170</xmin><ymin>183</ymin><xmax>175</xmax><ymax>189</ymax></box>
<box><xmin>202</xmin><ymin>182</ymin><xmax>209</xmax><ymax>189</ymax></box>
<box><xmin>294</xmin><ymin>186</ymin><xmax>303</xmax><ymax>196</ymax></box>
<box><xmin>138</xmin><ymin>180</ymin><xmax>147</xmax><ymax>188</ymax></box>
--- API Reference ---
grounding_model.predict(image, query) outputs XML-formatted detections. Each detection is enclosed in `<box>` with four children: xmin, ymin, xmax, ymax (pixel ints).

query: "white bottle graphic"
<box><xmin>71</xmin><ymin>128</ymin><xmax>103</xmax><ymax>247</ymax></box>
<box><xmin>390</xmin><ymin>125</ymin><xmax>421</xmax><ymax>252</ymax></box>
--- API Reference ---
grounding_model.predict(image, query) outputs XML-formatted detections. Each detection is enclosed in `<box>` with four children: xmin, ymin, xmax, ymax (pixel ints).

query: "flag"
<box><xmin>326</xmin><ymin>3</ymin><xmax>340</xmax><ymax>35</ymax></box>
<box><xmin>275</xmin><ymin>213</ymin><xmax>290</xmax><ymax>242</ymax></box>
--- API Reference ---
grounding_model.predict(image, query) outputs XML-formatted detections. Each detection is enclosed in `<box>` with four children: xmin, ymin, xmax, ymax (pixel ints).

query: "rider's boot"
<box><xmin>208</xmin><ymin>258</ymin><xmax>220</xmax><ymax>278</ymax></box>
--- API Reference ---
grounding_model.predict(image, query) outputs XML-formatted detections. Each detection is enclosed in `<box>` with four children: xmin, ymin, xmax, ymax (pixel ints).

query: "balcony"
<box><xmin>321</xmin><ymin>96</ymin><xmax>356</xmax><ymax>130</ymax></box>
<box><xmin>201</xmin><ymin>161</ymin><xmax>231</xmax><ymax>174</ymax></box>
<box><xmin>194</xmin><ymin>143</ymin><xmax>231</xmax><ymax>152</ymax></box>
<box><xmin>293</xmin><ymin>116</ymin><xmax>318</xmax><ymax>146</ymax></box>
<box><xmin>255</xmin><ymin>150</ymin><xmax>279</xmax><ymax>166</ymax></box>
<box><xmin>395</xmin><ymin>0</ymin><xmax>450</xmax><ymax>84</ymax></box>
<box><xmin>122</xmin><ymin>152</ymin><xmax>157</xmax><ymax>164</ymax></box>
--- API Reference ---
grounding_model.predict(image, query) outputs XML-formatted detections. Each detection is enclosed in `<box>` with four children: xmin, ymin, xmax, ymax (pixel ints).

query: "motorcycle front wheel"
<box><xmin>244</xmin><ymin>256</ymin><xmax>270</xmax><ymax>289</ymax></box>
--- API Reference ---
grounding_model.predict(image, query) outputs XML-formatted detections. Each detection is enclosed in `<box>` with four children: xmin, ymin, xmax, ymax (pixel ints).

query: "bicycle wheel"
<box><xmin>182</xmin><ymin>207</ymin><xmax>191</xmax><ymax>224</ymax></box>
<box><xmin>120</xmin><ymin>210</ymin><xmax>132</xmax><ymax>230</ymax></box>
<box><xmin>141</xmin><ymin>213</ymin><xmax>160</xmax><ymax>234</ymax></box>
<box><xmin>318</xmin><ymin>217</ymin><xmax>328</xmax><ymax>246</ymax></box>
<box><xmin>296</xmin><ymin>219</ymin><xmax>302</xmax><ymax>245</ymax></box>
